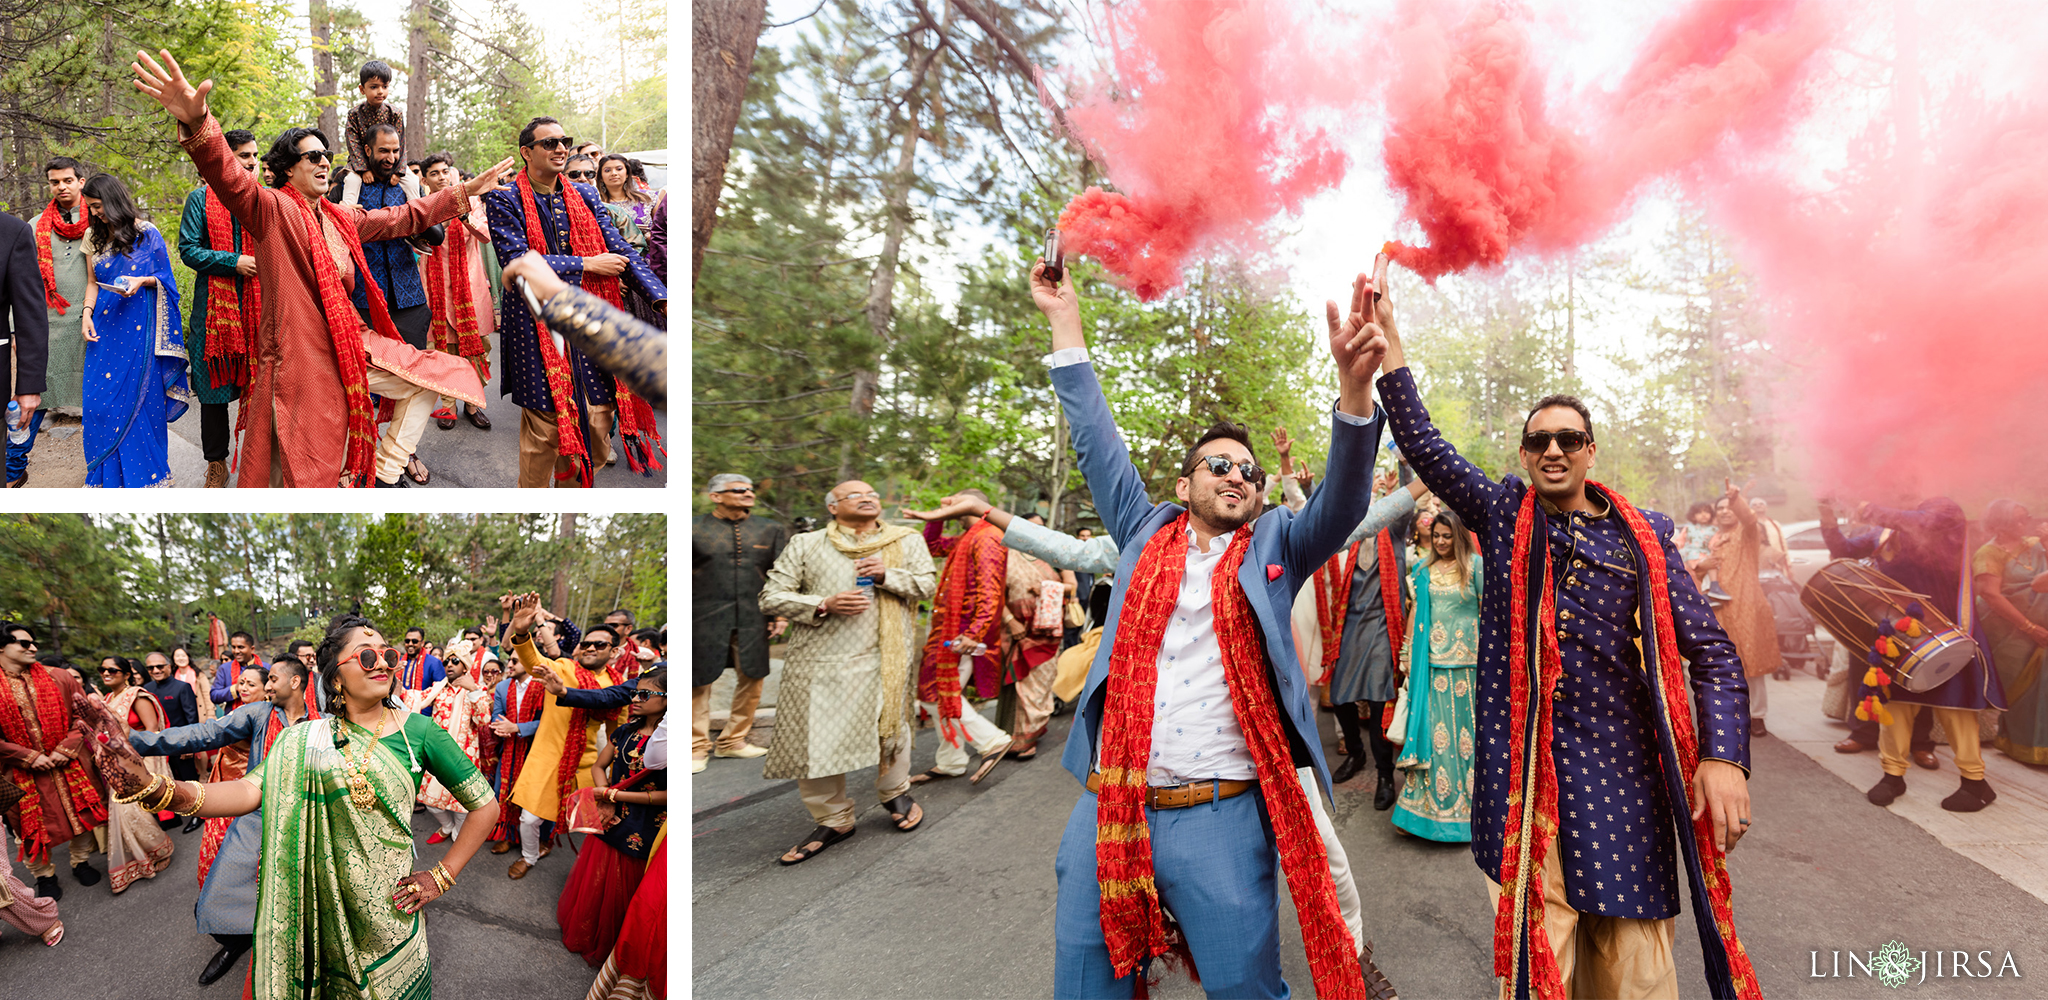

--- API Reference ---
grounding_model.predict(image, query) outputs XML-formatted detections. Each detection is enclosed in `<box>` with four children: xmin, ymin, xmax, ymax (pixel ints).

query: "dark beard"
<box><xmin>1189</xmin><ymin>488</ymin><xmax>1261</xmax><ymax>533</ymax></box>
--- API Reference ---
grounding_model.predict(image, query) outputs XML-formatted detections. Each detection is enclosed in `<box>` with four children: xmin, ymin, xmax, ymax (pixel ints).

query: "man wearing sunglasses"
<box><xmin>1031</xmin><ymin>261</ymin><xmax>1392</xmax><ymax>1000</ymax></box>
<box><xmin>132</xmin><ymin>49</ymin><xmax>518</xmax><ymax>488</ymax></box>
<box><xmin>693</xmin><ymin>473</ymin><xmax>788</xmax><ymax>773</ymax></box>
<box><xmin>1374</xmin><ymin>272</ymin><xmax>1757</xmax><ymax>999</ymax></box>
<box><xmin>399</xmin><ymin>626</ymin><xmax>447</xmax><ymax>709</ymax></box>
<box><xmin>484</xmin><ymin>115</ymin><xmax>667</xmax><ymax>488</ymax></box>
<box><xmin>503</xmin><ymin>595</ymin><xmax>620</xmax><ymax>879</ymax></box>
<box><xmin>0</xmin><ymin>622</ymin><xmax>107</xmax><ymax>901</ymax></box>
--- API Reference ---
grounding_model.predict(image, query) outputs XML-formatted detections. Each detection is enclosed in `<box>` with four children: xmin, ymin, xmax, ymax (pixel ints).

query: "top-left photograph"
<box><xmin>0</xmin><ymin>0</ymin><xmax>668</xmax><ymax>488</ymax></box>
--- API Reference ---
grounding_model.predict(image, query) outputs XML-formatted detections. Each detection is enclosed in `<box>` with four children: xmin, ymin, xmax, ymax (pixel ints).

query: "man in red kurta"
<box><xmin>0</xmin><ymin>622</ymin><xmax>107</xmax><ymax>901</ymax></box>
<box><xmin>133</xmin><ymin>49</ymin><xmax>515</xmax><ymax>487</ymax></box>
<box><xmin>912</xmin><ymin>492</ymin><xmax>1014</xmax><ymax>781</ymax></box>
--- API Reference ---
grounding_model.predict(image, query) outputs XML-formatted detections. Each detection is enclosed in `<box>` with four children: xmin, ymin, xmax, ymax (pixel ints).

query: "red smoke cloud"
<box><xmin>1712</xmin><ymin>95</ymin><xmax>2048</xmax><ymax>503</ymax></box>
<box><xmin>1381</xmin><ymin>0</ymin><xmax>1830</xmax><ymax>281</ymax></box>
<box><xmin>1055</xmin><ymin>1</ymin><xmax>1365</xmax><ymax>300</ymax></box>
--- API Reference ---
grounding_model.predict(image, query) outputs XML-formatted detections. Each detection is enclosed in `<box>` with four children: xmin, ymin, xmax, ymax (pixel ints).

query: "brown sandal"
<box><xmin>970</xmin><ymin>744</ymin><xmax>1008</xmax><ymax>784</ymax></box>
<box><xmin>406</xmin><ymin>455</ymin><xmax>431</xmax><ymax>485</ymax></box>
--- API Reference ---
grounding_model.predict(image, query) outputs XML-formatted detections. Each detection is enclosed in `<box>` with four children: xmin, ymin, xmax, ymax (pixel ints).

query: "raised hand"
<box><xmin>1326</xmin><ymin>270</ymin><xmax>1389</xmax><ymax>416</ymax></box>
<box><xmin>901</xmin><ymin>494</ymin><xmax>987</xmax><ymax>522</ymax></box>
<box><xmin>71</xmin><ymin>694</ymin><xmax>151</xmax><ymax>799</ymax></box>
<box><xmin>1270</xmin><ymin>425</ymin><xmax>1294</xmax><ymax>457</ymax></box>
<box><xmin>507</xmin><ymin>592</ymin><xmax>542</xmax><ymax>636</ymax></box>
<box><xmin>131</xmin><ymin>49</ymin><xmax>212</xmax><ymax>127</ymax></box>
<box><xmin>463</xmin><ymin>157</ymin><xmax>519</xmax><ymax>197</ymax></box>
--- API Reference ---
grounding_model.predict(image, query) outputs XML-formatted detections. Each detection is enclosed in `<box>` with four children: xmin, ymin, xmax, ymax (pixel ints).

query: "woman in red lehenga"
<box><xmin>421</xmin><ymin>641</ymin><xmax>493</xmax><ymax>843</ymax></box>
<box><xmin>93</xmin><ymin>657</ymin><xmax>174</xmax><ymax>892</ymax></box>
<box><xmin>560</xmin><ymin>668</ymin><xmax>666</xmax><ymax>969</ymax></box>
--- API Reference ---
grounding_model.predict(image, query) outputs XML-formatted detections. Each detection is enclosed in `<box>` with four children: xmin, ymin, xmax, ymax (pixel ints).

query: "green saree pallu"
<box><xmin>251</xmin><ymin>715</ymin><xmax>486</xmax><ymax>1000</ymax></box>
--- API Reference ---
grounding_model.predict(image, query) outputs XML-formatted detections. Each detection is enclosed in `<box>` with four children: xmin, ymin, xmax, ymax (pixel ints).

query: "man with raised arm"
<box><xmin>1372</xmin><ymin>261</ymin><xmax>1758</xmax><ymax>1000</ymax></box>
<box><xmin>130</xmin><ymin>49</ymin><xmax>516</xmax><ymax>487</ymax></box>
<box><xmin>1035</xmin><ymin>259</ymin><xmax>1395</xmax><ymax>1000</ymax></box>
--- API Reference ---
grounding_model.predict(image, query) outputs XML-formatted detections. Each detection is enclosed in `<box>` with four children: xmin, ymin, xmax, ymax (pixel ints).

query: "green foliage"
<box><xmin>0</xmin><ymin>514</ymin><xmax>665</xmax><ymax>666</ymax></box>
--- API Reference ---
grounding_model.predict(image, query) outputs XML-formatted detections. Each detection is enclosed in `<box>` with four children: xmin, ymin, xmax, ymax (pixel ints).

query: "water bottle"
<box><xmin>855</xmin><ymin>575</ymin><xmax>876</xmax><ymax>601</ymax></box>
<box><xmin>5</xmin><ymin>401</ymin><xmax>26</xmax><ymax>446</ymax></box>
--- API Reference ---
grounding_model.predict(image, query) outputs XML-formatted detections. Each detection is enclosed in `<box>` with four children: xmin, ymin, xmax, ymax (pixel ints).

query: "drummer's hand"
<box><xmin>1692</xmin><ymin>759</ymin><xmax>1750</xmax><ymax>854</ymax></box>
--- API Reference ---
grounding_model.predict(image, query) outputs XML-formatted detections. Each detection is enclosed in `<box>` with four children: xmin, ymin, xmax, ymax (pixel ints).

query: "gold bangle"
<box><xmin>431</xmin><ymin>863</ymin><xmax>454</xmax><ymax>892</ymax></box>
<box><xmin>116</xmin><ymin>773</ymin><xmax>165</xmax><ymax>805</ymax></box>
<box><xmin>174</xmin><ymin>781</ymin><xmax>206</xmax><ymax>817</ymax></box>
<box><xmin>150</xmin><ymin>778</ymin><xmax>178</xmax><ymax>813</ymax></box>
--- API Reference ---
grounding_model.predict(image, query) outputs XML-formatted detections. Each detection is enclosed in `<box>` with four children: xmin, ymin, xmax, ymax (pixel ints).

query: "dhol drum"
<box><xmin>1799</xmin><ymin>560</ymin><xmax>1980</xmax><ymax>693</ymax></box>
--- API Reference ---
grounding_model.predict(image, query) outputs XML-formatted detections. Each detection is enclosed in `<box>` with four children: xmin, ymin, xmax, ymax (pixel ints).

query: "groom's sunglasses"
<box><xmin>1194</xmin><ymin>454</ymin><xmax>1265</xmax><ymax>487</ymax></box>
<box><xmin>1520</xmin><ymin>429</ymin><xmax>1593</xmax><ymax>454</ymax></box>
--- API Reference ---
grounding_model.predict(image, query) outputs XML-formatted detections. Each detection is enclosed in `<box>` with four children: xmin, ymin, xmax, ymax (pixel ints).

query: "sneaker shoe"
<box><xmin>715</xmin><ymin>744</ymin><xmax>768</xmax><ymax>759</ymax></box>
<box><xmin>1867</xmin><ymin>773</ymin><xmax>1906</xmax><ymax>806</ymax></box>
<box><xmin>691</xmin><ymin>757</ymin><xmax>709</xmax><ymax>774</ymax></box>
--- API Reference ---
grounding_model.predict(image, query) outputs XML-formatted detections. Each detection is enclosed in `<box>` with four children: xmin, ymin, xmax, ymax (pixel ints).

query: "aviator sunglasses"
<box><xmin>1520</xmin><ymin>429</ymin><xmax>1594</xmax><ymax>454</ymax></box>
<box><xmin>1194</xmin><ymin>454</ymin><xmax>1266</xmax><ymax>487</ymax></box>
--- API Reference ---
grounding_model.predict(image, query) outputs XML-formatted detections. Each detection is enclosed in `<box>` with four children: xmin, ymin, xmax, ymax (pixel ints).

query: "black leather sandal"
<box><xmin>777</xmin><ymin>824</ymin><xmax>855</xmax><ymax>866</ymax></box>
<box><xmin>881</xmin><ymin>793</ymin><xmax>923</xmax><ymax>831</ymax></box>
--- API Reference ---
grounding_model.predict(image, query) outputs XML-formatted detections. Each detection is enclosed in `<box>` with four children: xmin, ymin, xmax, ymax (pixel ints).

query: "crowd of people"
<box><xmin>691</xmin><ymin>252</ymin><xmax>2048</xmax><ymax>1000</ymax></box>
<box><xmin>0</xmin><ymin>595</ymin><xmax>669</xmax><ymax>998</ymax></box>
<box><xmin>0</xmin><ymin>50</ymin><xmax>669</xmax><ymax>488</ymax></box>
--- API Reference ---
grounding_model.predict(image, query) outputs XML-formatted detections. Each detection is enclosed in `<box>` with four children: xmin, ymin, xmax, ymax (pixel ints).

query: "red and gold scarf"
<box><xmin>1094</xmin><ymin>513</ymin><xmax>1366</xmax><ymax>998</ymax></box>
<box><xmin>919</xmin><ymin>517</ymin><xmax>1002</xmax><ymax>736</ymax></box>
<box><xmin>34</xmin><ymin>202</ymin><xmax>90</xmax><ymax>315</ymax></box>
<box><xmin>282</xmin><ymin>185</ymin><xmax>407</xmax><ymax>487</ymax></box>
<box><xmin>0</xmin><ymin>665</ymin><xmax>108</xmax><ymax>863</ymax></box>
<box><xmin>513</xmin><ymin>172</ymin><xmax>664</xmax><ymax>486</ymax></box>
<box><xmin>201</xmin><ymin>187</ymin><xmax>258</xmax><ymax>389</ymax></box>
<box><xmin>423</xmin><ymin>200</ymin><xmax>486</xmax><ymax>365</ymax></box>
<box><xmin>490</xmin><ymin>676</ymin><xmax>545</xmax><ymax>842</ymax></box>
<box><xmin>1308</xmin><ymin>529</ymin><xmax>1405</xmax><ymax>688</ymax></box>
<box><xmin>1495</xmin><ymin>483</ymin><xmax>1759</xmax><ymax>1000</ymax></box>
<box><xmin>551</xmin><ymin>661</ymin><xmax>617</xmax><ymax>820</ymax></box>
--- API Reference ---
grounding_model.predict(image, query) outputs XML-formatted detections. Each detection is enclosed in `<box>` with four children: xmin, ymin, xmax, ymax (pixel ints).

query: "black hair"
<box><xmin>626</xmin><ymin>158</ymin><xmax>647</xmax><ymax>181</ymax></box>
<box><xmin>223</xmin><ymin>129</ymin><xmax>258</xmax><ymax>150</ymax></box>
<box><xmin>419</xmin><ymin>152</ymin><xmax>454</xmax><ymax>176</ymax></box>
<box><xmin>1179</xmin><ymin>419</ymin><xmax>1261</xmax><ymax>479</ymax></box>
<box><xmin>315</xmin><ymin>612</ymin><xmax>398</xmax><ymax>724</ymax></box>
<box><xmin>43</xmin><ymin>157</ymin><xmax>82</xmax><ymax>179</ymax></box>
<box><xmin>287</xmin><ymin>639</ymin><xmax>314</xmax><ymax>655</ymax></box>
<box><xmin>597</xmin><ymin>153</ymin><xmax>651</xmax><ymax>204</ymax></box>
<box><xmin>518</xmin><ymin>116</ymin><xmax>562</xmax><ymax>148</ymax></box>
<box><xmin>0</xmin><ymin>621</ymin><xmax>35</xmax><ymax>646</ymax></box>
<box><xmin>81</xmin><ymin>174</ymin><xmax>143</xmax><ymax>259</ymax></box>
<box><xmin>404</xmin><ymin>626</ymin><xmax>426</xmax><ymax>638</ymax></box>
<box><xmin>1521</xmin><ymin>394</ymin><xmax>1595</xmax><ymax>440</ymax></box>
<box><xmin>630</xmin><ymin>627</ymin><xmax>662</xmax><ymax>648</ymax></box>
<box><xmin>363</xmin><ymin>122</ymin><xmax>401</xmax><ymax>154</ymax></box>
<box><xmin>269</xmin><ymin>656</ymin><xmax>308</xmax><ymax>691</ymax></box>
<box><xmin>461</xmin><ymin>626</ymin><xmax>484</xmax><ymax>639</ymax></box>
<box><xmin>583</xmin><ymin>624</ymin><xmax>622</xmax><ymax>646</ymax></box>
<box><xmin>637</xmin><ymin>665</ymin><xmax>666</xmax><ymax>689</ymax></box>
<box><xmin>359</xmin><ymin>59</ymin><xmax>394</xmax><ymax>86</ymax></box>
<box><xmin>1687</xmin><ymin>501</ymin><xmax>1714</xmax><ymax>523</ymax></box>
<box><xmin>262</xmin><ymin>128</ymin><xmax>331</xmax><ymax>189</ymax></box>
<box><xmin>230</xmin><ymin>629</ymin><xmax>256</xmax><ymax>644</ymax></box>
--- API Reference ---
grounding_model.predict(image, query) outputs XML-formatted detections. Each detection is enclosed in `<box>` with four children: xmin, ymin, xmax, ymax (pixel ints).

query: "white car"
<box><xmin>1778</xmin><ymin>519</ymin><xmax>1832</xmax><ymax>590</ymax></box>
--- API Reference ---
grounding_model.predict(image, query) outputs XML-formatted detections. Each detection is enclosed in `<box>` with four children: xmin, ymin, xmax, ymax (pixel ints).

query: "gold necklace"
<box><xmin>339</xmin><ymin>708</ymin><xmax>389</xmax><ymax>810</ymax></box>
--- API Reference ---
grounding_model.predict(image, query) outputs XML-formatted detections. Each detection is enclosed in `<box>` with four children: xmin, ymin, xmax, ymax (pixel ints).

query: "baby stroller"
<box><xmin>1761</xmin><ymin>571</ymin><xmax>1821</xmax><ymax>679</ymax></box>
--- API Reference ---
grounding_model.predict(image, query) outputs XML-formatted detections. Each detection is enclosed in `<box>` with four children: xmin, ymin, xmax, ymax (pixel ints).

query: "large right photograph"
<box><xmin>694</xmin><ymin>1</ymin><xmax>2048</xmax><ymax>998</ymax></box>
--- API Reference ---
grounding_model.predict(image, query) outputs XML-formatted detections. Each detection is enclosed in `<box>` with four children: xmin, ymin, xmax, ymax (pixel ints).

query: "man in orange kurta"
<box><xmin>135</xmin><ymin>48</ymin><xmax>515</xmax><ymax>487</ymax></box>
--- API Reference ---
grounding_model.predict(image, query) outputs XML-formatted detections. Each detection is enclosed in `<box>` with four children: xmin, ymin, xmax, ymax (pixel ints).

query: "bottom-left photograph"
<box><xmin>0</xmin><ymin>512</ymin><xmax>668</xmax><ymax>1000</ymax></box>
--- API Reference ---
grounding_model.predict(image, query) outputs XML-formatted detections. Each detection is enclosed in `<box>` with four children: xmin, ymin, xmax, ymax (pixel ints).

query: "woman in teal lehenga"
<box><xmin>83</xmin><ymin>613</ymin><xmax>501</xmax><ymax>998</ymax></box>
<box><xmin>1392</xmin><ymin>507</ymin><xmax>1482</xmax><ymax>842</ymax></box>
<box><xmin>1975</xmin><ymin>500</ymin><xmax>2048</xmax><ymax>765</ymax></box>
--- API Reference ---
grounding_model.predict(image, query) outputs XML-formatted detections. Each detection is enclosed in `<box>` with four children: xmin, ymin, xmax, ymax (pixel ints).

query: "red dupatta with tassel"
<box><xmin>1494</xmin><ymin>483</ymin><xmax>1759</xmax><ymax>1000</ymax></box>
<box><xmin>1093</xmin><ymin>512</ymin><xmax>1366</xmax><ymax>999</ymax></box>
<box><xmin>200</xmin><ymin>188</ymin><xmax>257</xmax><ymax>389</ymax></box>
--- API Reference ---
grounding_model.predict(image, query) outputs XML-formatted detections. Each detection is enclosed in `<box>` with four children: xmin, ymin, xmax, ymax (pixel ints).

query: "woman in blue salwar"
<box><xmin>1392</xmin><ymin>506</ymin><xmax>1482</xmax><ymax>842</ymax></box>
<box><xmin>79</xmin><ymin>173</ymin><xmax>192</xmax><ymax>488</ymax></box>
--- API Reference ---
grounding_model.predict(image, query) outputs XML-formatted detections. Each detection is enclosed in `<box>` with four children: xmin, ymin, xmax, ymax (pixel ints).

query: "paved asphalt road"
<box><xmin>16</xmin><ymin>331</ymin><xmax>667</xmax><ymax>489</ymax></box>
<box><xmin>693</xmin><ymin>706</ymin><xmax>2046</xmax><ymax>998</ymax></box>
<box><xmin>0</xmin><ymin>808</ymin><xmax>600</xmax><ymax>999</ymax></box>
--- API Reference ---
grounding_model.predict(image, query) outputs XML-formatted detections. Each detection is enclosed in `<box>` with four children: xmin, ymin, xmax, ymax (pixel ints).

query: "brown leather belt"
<box><xmin>1084</xmin><ymin>773</ymin><xmax>1256</xmax><ymax>810</ymax></box>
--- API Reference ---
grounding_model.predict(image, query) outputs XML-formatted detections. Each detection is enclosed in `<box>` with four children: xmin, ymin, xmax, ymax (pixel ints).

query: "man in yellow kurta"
<box><xmin>502</xmin><ymin>593</ymin><xmax>616</xmax><ymax>878</ymax></box>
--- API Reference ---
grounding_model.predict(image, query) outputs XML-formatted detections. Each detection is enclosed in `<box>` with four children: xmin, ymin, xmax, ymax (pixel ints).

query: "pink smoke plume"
<box><xmin>1054</xmin><ymin>1</ymin><xmax>1367</xmax><ymax>301</ymax></box>
<box><xmin>1380</xmin><ymin>0</ymin><xmax>1831</xmax><ymax>280</ymax></box>
<box><xmin>1712</xmin><ymin>94</ymin><xmax>2048</xmax><ymax>504</ymax></box>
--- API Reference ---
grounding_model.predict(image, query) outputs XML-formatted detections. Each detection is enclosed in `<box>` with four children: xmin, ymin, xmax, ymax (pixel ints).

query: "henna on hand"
<box><xmin>392</xmin><ymin>871</ymin><xmax>444</xmax><ymax>914</ymax></box>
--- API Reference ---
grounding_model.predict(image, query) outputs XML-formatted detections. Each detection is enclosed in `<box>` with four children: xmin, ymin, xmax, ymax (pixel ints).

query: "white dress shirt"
<box><xmin>1141</xmin><ymin>524</ymin><xmax>1256</xmax><ymax>786</ymax></box>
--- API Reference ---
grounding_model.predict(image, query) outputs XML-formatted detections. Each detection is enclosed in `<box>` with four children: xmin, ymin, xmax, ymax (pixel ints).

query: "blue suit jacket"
<box><xmin>1052</xmin><ymin>360</ymin><xmax>1384</xmax><ymax>799</ymax></box>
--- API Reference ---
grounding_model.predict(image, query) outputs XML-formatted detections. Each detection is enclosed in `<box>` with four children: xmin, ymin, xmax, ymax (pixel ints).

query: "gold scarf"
<box><xmin>826</xmin><ymin>520</ymin><xmax>920</xmax><ymax>736</ymax></box>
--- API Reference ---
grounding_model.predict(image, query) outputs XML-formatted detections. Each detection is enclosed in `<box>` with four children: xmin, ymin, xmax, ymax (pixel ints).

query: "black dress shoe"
<box><xmin>71</xmin><ymin>861</ymin><xmax>101</xmax><ymax>887</ymax></box>
<box><xmin>199</xmin><ymin>942</ymin><xmax>251</xmax><ymax>986</ymax></box>
<box><xmin>34</xmin><ymin>875</ymin><xmax>62</xmax><ymax>901</ymax></box>
<box><xmin>158</xmin><ymin>813</ymin><xmax>182</xmax><ymax>831</ymax></box>
<box><xmin>1373</xmin><ymin>777</ymin><xmax>1398</xmax><ymax>811</ymax></box>
<box><xmin>1332</xmin><ymin>755</ymin><xmax>1367</xmax><ymax>785</ymax></box>
<box><xmin>465</xmin><ymin>405</ymin><xmax>492</xmax><ymax>430</ymax></box>
<box><xmin>184</xmin><ymin>815</ymin><xmax>205</xmax><ymax>834</ymax></box>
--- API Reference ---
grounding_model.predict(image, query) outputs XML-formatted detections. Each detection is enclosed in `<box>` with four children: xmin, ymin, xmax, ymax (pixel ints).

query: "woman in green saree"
<box><xmin>82</xmin><ymin>613</ymin><xmax>501</xmax><ymax>998</ymax></box>
<box><xmin>1975</xmin><ymin>500</ymin><xmax>2048</xmax><ymax>765</ymax></box>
